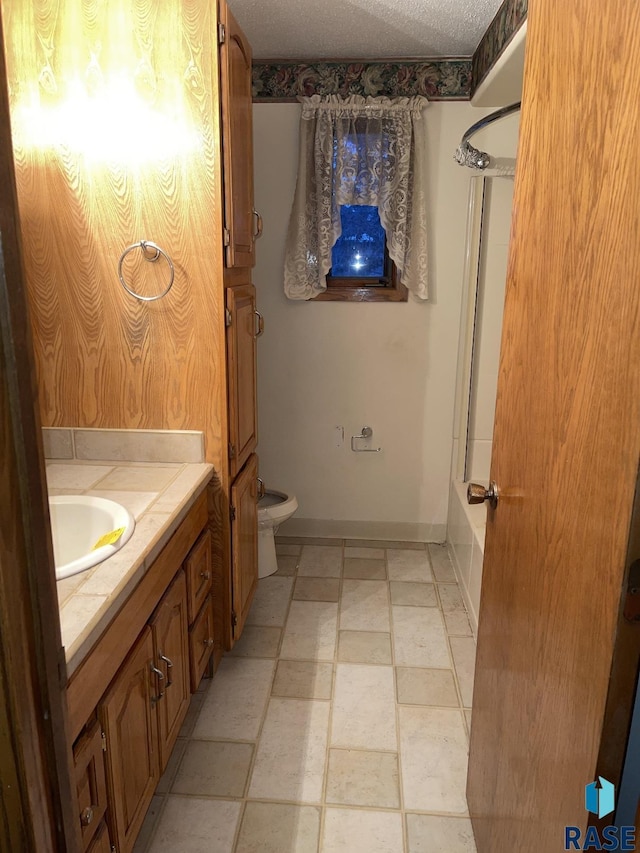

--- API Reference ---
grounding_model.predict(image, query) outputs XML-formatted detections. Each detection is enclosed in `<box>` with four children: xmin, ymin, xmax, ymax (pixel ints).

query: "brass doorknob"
<box><xmin>467</xmin><ymin>481</ymin><xmax>499</xmax><ymax>508</ymax></box>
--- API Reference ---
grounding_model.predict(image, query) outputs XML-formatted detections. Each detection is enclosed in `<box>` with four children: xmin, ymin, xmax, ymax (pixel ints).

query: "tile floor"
<box><xmin>135</xmin><ymin>539</ymin><xmax>477</xmax><ymax>853</ymax></box>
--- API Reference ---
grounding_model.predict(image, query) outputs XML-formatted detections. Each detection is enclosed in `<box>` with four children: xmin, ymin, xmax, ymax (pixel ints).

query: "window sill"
<box><xmin>312</xmin><ymin>283</ymin><xmax>408</xmax><ymax>303</ymax></box>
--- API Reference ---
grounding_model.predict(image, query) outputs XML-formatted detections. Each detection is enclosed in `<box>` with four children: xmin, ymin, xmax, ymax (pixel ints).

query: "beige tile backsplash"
<box><xmin>43</xmin><ymin>427</ymin><xmax>205</xmax><ymax>464</ymax></box>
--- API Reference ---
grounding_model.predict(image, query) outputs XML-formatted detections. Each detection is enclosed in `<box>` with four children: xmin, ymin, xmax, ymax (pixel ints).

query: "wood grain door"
<box><xmin>467</xmin><ymin>1</ymin><xmax>640</xmax><ymax>850</ymax></box>
<box><xmin>99</xmin><ymin>627</ymin><xmax>159</xmax><ymax>853</ymax></box>
<box><xmin>149</xmin><ymin>570</ymin><xmax>190</xmax><ymax>772</ymax></box>
<box><xmin>230</xmin><ymin>453</ymin><xmax>258</xmax><ymax>643</ymax></box>
<box><xmin>226</xmin><ymin>283</ymin><xmax>258</xmax><ymax>479</ymax></box>
<box><xmin>219</xmin><ymin>0</ymin><xmax>255</xmax><ymax>269</ymax></box>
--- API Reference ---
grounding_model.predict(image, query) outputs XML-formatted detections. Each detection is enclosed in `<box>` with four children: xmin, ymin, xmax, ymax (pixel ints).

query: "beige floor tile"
<box><xmin>396</xmin><ymin>667</ymin><xmax>459</xmax><ymax>707</ymax></box>
<box><xmin>450</xmin><ymin>636</ymin><xmax>476</xmax><ymax>708</ymax></box>
<box><xmin>390</xmin><ymin>581</ymin><xmax>437</xmax><ymax>607</ymax></box>
<box><xmin>321</xmin><ymin>808</ymin><xmax>404</xmax><ymax>853</ymax></box>
<box><xmin>298</xmin><ymin>545</ymin><xmax>343</xmax><ymax>578</ymax></box>
<box><xmin>272</xmin><ymin>660</ymin><xmax>333</xmax><ymax>699</ymax></box>
<box><xmin>399</xmin><ymin>706</ymin><xmax>469</xmax><ymax>814</ymax></box>
<box><xmin>387</xmin><ymin>549</ymin><xmax>433</xmax><ymax>582</ymax></box>
<box><xmin>275</xmin><ymin>555</ymin><xmax>299</xmax><ymax>576</ymax></box>
<box><xmin>406</xmin><ymin>814</ymin><xmax>477</xmax><ymax>852</ymax></box>
<box><xmin>147</xmin><ymin>796</ymin><xmax>240</xmax><ymax>853</ymax></box>
<box><xmin>276</xmin><ymin>543</ymin><xmax>302</xmax><ymax>556</ymax></box>
<box><xmin>246</xmin><ymin>576</ymin><xmax>293</xmax><ymax>627</ymax></box>
<box><xmin>344</xmin><ymin>546</ymin><xmax>385</xmax><ymax>559</ymax></box>
<box><xmin>340</xmin><ymin>580</ymin><xmax>390</xmax><ymax>632</ymax></box>
<box><xmin>345</xmin><ymin>539</ymin><xmax>425</xmax><ymax>550</ymax></box>
<box><xmin>337</xmin><ymin>630</ymin><xmax>392</xmax><ymax>665</ymax></box>
<box><xmin>343</xmin><ymin>558</ymin><xmax>387</xmax><ymax>580</ymax></box>
<box><xmin>465</xmin><ymin>709</ymin><xmax>472</xmax><ymax>730</ymax></box>
<box><xmin>236</xmin><ymin>802</ymin><xmax>321</xmax><ymax>853</ymax></box>
<box><xmin>281</xmin><ymin>601</ymin><xmax>338</xmax><ymax>661</ymax></box>
<box><xmin>438</xmin><ymin>584</ymin><xmax>472</xmax><ymax>635</ymax></box>
<box><xmin>331</xmin><ymin>664</ymin><xmax>396</xmax><ymax>750</ymax></box>
<box><xmin>171</xmin><ymin>740</ymin><xmax>253</xmax><ymax>798</ymax></box>
<box><xmin>193</xmin><ymin>657</ymin><xmax>275</xmax><ymax>741</ymax></box>
<box><xmin>156</xmin><ymin>738</ymin><xmax>187</xmax><ymax>794</ymax></box>
<box><xmin>132</xmin><ymin>795</ymin><xmax>165</xmax><ymax>853</ymax></box>
<box><xmin>228</xmin><ymin>625</ymin><xmax>282</xmax><ymax>658</ymax></box>
<box><xmin>326</xmin><ymin>749</ymin><xmax>400</xmax><ymax>808</ymax></box>
<box><xmin>248</xmin><ymin>698</ymin><xmax>330</xmax><ymax>803</ymax></box>
<box><xmin>294</xmin><ymin>577</ymin><xmax>341</xmax><ymax>602</ymax></box>
<box><xmin>392</xmin><ymin>606</ymin><xmax>450</xmax><ymax>668</ymax></box>
<box><xmin>428</xmin><ymin>544</ymin><xmax>457</xmax><ymax>582</ymax></box>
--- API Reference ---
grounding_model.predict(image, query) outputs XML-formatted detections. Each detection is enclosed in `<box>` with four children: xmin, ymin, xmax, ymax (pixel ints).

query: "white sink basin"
<box><xmin>49</xmin><ymin>495</ymin><xmax>135</xmax><ymax>580</ymax></box>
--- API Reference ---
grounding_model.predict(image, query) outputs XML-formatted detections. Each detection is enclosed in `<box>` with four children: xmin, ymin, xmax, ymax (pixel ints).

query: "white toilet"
<box><xmin>257</xmin><ymin>489</ymin><xmax>298</xmax><ymax>578</ymax></box>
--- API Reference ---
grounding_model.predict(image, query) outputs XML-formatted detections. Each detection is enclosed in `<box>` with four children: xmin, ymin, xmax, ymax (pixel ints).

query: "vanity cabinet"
<box><xmin>67</xmin><ymin>491</ymin><xmax>210</xmax><ymax>852</ymax></box>
<box><xmin>87</xmin><ymin>821</ymin><xmax>112</xmax><ymax>853</ymax></box>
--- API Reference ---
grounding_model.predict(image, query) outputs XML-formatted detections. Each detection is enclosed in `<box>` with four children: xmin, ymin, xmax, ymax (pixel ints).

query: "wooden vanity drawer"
<box><xmin>185</xmin><ymin>530</ymin><xmax>212</xmax><ymax>623</ymax></box>
<box><xmin>73</xmin><ymin>719</ymin><xmax>108</xmax><ymax>851</ymax></box>
<box><xmin>189</xmin><ymin>594</ymin><xmax>215</xmax><ymax>692</ymax></box>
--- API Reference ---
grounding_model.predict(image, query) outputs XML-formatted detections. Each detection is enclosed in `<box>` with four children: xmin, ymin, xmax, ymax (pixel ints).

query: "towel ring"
<box><xmin>118</xmin><ymin>240</ymin><xmax>175</xmax><ymax>302</ymax></box>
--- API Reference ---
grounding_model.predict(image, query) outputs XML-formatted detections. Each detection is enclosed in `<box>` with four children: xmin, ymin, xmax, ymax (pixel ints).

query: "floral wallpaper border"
<box><xmin>471</xmin><ymin>0</ymin><xmax>528</xmax><ymax>93</ymax></box>
<box><xmin>252</xmin><ymin>60</ymin><xmax>472</xmax><ymax>102</ymax></box>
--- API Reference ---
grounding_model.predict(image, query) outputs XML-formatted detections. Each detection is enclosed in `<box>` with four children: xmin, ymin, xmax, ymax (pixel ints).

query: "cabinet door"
<box><xmin>230</xmin><ymin>453</ymin><xmax>258</xmax><ymax>643</ymax></box>
<box><xmin>150</xmin><ymin>571</ymin><xmax>190</xmax><ymax>772</ymax></box>
<box><xmin>99</xmin><ymin>627</ymin><xmax>159</xmax><ymax>853</ymax></box>
<box><xmin>219</xmin><ymin>0</ymin><xmax>255</xmax><ymax>268</ymax></box>
<box><xmin>86</xmin><ymin>820</ymin><xmax>111</xmax><ymax>853</ymax></box>
<box><xmin>226</xmin><ymin>284</ymin><xmax>258</xmax><ymax>479</ymax></box>
<box><xmin>73</xmin><ymin>720</ymin><xmax>108</xmax><ymax>851</ymax></box>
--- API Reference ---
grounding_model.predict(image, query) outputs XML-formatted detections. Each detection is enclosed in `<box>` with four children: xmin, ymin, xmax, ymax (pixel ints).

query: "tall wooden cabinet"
<box><xmin>2</xmin><ymin>0</ymin><xmax>261</xmax><ymax>657</ymax></box>
<box><xmin>218</xmin><ymin>0</ymin><xmax>262</xmax><ymax>650</ymax></box>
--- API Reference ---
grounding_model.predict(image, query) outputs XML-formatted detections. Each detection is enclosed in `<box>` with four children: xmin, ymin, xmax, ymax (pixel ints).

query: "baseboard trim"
<box><xmin>277</xmin><ymin>517</ymin><xmax>447</xmax><ymax>543</ymax></box>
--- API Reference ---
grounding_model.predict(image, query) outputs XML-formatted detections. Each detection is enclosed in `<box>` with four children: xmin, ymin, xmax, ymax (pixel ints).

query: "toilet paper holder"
<box><xmin>351</xmin><ymin>426</ymin><xmax>382</xmax><ymax>452</ymax></box>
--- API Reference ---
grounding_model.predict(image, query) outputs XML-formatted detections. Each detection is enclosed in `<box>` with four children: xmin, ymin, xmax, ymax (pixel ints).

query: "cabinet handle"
<box><xmin>203</xmin><ymin>637</ymin><xmax>214</xmax><ymax>648</ymax></box>
<box><xmin>252</xmin><ymin>209</ymin><xmax>263</xmax><ymax>239</ymax></box>
<box><xmin>159</xmin><ymin>653</ymin><xmax>173</xmax><ymax>688</ymax></box>
<box><xmin>200</xmin><ymin>569</ymin><xmax>211</xmax><ymax>581</ymax></box>
<box><xmin>253</xmin><ymin>310</ymin><xmax>264</xmax><ymax>338</ymax></box>
<box><xmin>150</xmin><ymin>664</ymin><xmax>165</xmax><ymax>702</ymax></box>
<box><xmin>80</xmin><ymin>806</ymin><xmax>94</xmax><ymax>827</ymax></box>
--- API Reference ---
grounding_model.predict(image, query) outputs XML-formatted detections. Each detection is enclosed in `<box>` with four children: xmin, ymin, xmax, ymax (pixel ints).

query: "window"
<box><xmin>284</xmin><ymin>95</ymin><xmax>428</xmax><ymax>302</ymax></box>
<box><xmin>314</xmin><ymin>205</ymin><xmax>408</xmax><ymax>302</ymax></box>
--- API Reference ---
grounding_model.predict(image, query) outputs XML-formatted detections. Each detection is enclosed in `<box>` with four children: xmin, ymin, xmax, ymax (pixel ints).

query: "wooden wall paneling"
<box><xmin>0</xmin><ymin>7</ymin><xmax>81</xmax><ymax>850</ymax></box>
<box><xmin>3</xmin><ymin>0</ymin><xmax>228</xmax><ymax>475</ymax></box>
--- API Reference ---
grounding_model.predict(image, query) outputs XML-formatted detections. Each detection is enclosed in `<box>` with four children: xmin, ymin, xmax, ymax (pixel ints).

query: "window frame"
<box><xmin>313</xmin><ymin>209</ymin><xmax>408</xmax><ymax>303</ymax></box>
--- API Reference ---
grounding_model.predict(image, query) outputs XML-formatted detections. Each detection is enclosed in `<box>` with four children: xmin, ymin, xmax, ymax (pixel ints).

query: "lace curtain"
<box><xmin>284</xmin><ymin>94</ymin><xmax>429</xmax><ymax>301</ymax></box>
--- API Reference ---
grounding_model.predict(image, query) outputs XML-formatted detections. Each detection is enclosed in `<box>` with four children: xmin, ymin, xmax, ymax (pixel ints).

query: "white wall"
<box><xmin>253</xmin><ymin>102</ymin><xmax>513</xmax><ymax>541</ymax></box>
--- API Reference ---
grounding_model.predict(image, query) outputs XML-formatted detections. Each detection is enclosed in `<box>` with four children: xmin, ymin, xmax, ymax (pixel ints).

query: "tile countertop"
<box><xmin>49</xmin><ymin>460</ymin><xmax>213</xmax><ymax>677</ymax></box>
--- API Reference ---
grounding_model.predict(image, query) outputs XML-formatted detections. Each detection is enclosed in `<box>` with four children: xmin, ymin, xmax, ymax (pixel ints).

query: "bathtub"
<box><xmin>447</xmin><ymin>480</ymin><xmax>486</xmax><ymax>637</ymax></box>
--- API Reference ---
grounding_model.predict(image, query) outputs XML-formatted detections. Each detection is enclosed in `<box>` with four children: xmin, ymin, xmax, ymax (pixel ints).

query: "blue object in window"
<box><xmin>331</xmin><ymin>206</ymin><xmax>386</xmax><ymax>279</ymax></box>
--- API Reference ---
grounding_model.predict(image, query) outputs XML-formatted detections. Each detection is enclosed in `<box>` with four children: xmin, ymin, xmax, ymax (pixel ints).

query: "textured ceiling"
<box><xmin>230</xmin><ymin>0</ymin><xmax>505</xmax><ymax>60</ymax></box>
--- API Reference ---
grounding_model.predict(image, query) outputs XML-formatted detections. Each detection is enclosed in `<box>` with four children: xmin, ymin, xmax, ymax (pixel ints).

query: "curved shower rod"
<box><xmin>454</xmin><ymin>101</ymin><xmax>521</xmax><ymax>170</ymax></box>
